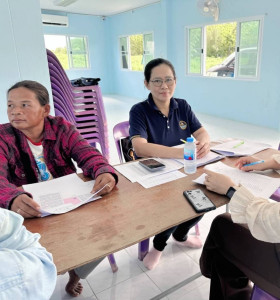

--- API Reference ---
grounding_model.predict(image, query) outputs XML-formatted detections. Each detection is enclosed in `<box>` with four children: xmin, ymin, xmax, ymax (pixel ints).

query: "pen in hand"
<box><xmin>243</xmin><ymin>160</ymin><xmax>264</xmax><ymax>167</ymax></box>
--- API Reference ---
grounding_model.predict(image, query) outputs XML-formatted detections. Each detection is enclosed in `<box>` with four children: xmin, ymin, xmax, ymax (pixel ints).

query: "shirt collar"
<box><xmin>147</xmin><ymin>93</ymin><xmax>179</xmax><ymax>112</ymax></box>
<box><xmin>43</xmin><ymin>116</ymin><xmax>57</xmax><ymax>141</ymax></box>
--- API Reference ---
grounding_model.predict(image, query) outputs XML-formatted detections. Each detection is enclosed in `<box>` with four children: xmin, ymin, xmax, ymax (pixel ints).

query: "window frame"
<box><xmin>44</xmin><ymin>34</ymin><xmax>90</xmax><ymax>70</ymax></box>
<box><xmin>185</xmin><ymin>15</ymin><xmax>264</xmax><ymax>80</ymax></box>
<box><xmin>119</xmin><ymin>32</ymin><xmax>154</xmax><ymax>71</ymax></box>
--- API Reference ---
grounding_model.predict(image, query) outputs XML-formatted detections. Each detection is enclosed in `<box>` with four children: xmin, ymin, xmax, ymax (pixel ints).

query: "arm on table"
<box><xmin>0</xmin><ymin>209</ymin><xmax>57</xmax><ymax>299</ymax></box>
<box><xmin>192</xmin><ymin>127</ymin><xmax>210</xmax><ymax>159</ymax></box>
<box><xmin>132</xmin><ymin>136</ymin><xmax>183</xmax><ymax>159</ymax></box>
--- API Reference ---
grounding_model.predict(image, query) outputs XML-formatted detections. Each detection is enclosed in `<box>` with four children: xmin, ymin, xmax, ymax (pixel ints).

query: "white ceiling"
<box><xmin>40</xmin><ymin>0</ymin><xmax>160</xmax><ymax>16</ymax></box>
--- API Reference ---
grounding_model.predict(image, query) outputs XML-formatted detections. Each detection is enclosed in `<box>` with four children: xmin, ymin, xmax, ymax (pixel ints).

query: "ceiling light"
<box><xmin>53</xmin><ymin>0</ymin><xmax>78</xmax><ymax>7</ymax></box>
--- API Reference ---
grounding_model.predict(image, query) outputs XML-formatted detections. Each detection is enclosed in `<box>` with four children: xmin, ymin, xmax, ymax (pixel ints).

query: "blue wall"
<box><xmin>105</xmin><ymin>0</ymin><xmax>280</xmax><ymax>130</ymax></box>
<box><xmin>0</xmin><ymin>0</ymin><xmax>52</xmax><ymax>123</ymax></box>
<box><xmin>3</xmin><ymin>0</ymin><xmax>277</xmax><ymax>130</ymax></box>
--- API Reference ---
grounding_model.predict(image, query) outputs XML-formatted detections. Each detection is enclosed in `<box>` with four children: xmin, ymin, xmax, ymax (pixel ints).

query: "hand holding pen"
<box><xmin>235</xmin><ymin>156</ymin><xmax>266</xmax><ymax>172</ymax></box>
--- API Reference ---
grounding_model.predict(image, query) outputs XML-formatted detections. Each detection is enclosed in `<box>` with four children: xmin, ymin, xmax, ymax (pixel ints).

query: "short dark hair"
<box><xmin>7</xmin><ymin>80</ymin><xmax>49</xmax><ymax>106</ymax></box>
<box><xmin>144</xmin><ymin>58</ymin><xmax>176</xmax><ymax>83</ymax></box>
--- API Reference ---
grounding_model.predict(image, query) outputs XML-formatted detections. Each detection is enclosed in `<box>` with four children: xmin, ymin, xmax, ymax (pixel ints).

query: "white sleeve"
<box><xmin>0</xmin><ymin>209</ymin><xmax>57</xmax><ymax>300</ymax></box>
<box><xmin>229</xmin><ymin>186</ymin><xmax>280</xmax><ymax>243</ymax></box>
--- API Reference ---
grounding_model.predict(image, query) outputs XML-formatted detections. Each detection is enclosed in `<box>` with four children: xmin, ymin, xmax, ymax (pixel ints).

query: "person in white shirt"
<box><xmin>0</xmin><ymin>208</ymin><xmax>57</xmax><ymax>300</ymax></box>
<box><xmin>199</xmin><ymin>154</ymin><xmax>280</xmax><ymax>300</ymax></box>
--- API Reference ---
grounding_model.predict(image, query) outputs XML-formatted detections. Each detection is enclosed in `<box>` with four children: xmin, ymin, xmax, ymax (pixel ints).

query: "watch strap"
<box><xmin>226</xmin><ymin>186</ymin><xmax>236</xmax><ymax>199</ymax></box>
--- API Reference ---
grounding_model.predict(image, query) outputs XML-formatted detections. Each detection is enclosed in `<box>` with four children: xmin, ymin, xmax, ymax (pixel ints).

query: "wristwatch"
<box><xmin>226</xmin><ymin>186</ymin><xmax>236</xmax><ymax>200</ymax></box>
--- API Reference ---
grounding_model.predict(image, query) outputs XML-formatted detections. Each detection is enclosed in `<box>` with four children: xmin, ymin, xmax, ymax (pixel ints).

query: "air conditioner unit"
<box><xmin>42</xmin><ymin>14</ymin><xmax>69</xmax><ymax>27</ymax></box>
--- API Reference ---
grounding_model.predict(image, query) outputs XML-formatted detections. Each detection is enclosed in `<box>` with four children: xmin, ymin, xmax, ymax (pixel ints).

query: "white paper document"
<box><xmin>114</xmin><ymin>158</ymin><xmax>182</xmax><ymax>183</ymax></box>
<box><xmin>138</xmin><ymin>170</ymin><xmax>187</xmax><ymax>188</ymax></box>
<box><xmin>174</xmin><ymin>151</ymin><xmax>225</xmax><ymax>167</ymax></box>
<box><xmin>193</xmin><ymin>162</ymin><xmax>280</xmax><ymax>199</ymax></box>
<box><xmin>23</xmin><ymin>173</ymin><xmax>102</xmax><ymax>217</ymax></box>
<box><xmin>210</xmin><ymin>139</ymin><xmax>271</xmax><ymax>157</ymax></box>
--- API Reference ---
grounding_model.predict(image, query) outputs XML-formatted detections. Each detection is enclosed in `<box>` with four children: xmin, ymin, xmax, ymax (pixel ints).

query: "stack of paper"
<box><xmin>210</xmin><ymin>139</ymin><xmax>271</xmax><ymax>157</ymax></box>
<box><xmin>193</xmin><ymin>161</ymin><xmax>280</xmax><ymax>199</ymax></box>
<box><xmin>23</xmin><ymin>173</ymin><xmax>103</xmax><ymax>217</ymax></box>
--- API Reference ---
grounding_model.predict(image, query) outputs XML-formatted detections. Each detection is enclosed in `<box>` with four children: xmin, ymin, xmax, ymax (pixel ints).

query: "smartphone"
<box><xmin>183</xmin><ymin>189</ymin><xmax>216</xmax><ymax>213</ymax></box>
<box><xmin>139</xmin><ymin>158</ymin><xmax>166</xmax><ymax>172</ymax></box>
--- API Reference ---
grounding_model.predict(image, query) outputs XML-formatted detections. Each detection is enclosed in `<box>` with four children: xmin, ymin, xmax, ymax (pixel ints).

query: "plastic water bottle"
<box><xmin>184</xmin><ymin>137</ymin><xmax>197</xmax><ymax>174</ymax></box>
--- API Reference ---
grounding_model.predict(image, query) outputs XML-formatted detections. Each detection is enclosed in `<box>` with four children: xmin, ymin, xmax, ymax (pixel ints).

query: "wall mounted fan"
<box><xmin>197</xmin><ymin>0</ymin><xmax>220</xmax><ymax>22</ymax></box>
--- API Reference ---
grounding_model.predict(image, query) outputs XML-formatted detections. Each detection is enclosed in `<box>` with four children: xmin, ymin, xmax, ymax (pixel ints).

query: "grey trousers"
<box><xmin>74</xmin><ymin>257</ymin><xmax>104</xmax><ymax>279</ymax></box>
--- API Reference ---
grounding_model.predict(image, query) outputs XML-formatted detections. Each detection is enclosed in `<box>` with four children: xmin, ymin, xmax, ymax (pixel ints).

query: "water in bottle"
<box><xmin>184</xmin><ymin>137</ymin><xmax>197</xmax><ymax>174</ymax></box>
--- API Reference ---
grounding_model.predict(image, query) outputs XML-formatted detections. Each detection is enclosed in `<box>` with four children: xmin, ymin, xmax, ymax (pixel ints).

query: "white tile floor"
<box><xmin>50</xmin><ymin>94</ymin><xmax>280</xmax><ymax>300</ymax></box>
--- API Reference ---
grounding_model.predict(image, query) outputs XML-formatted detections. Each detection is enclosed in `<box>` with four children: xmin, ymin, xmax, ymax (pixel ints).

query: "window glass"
<box><xmin>188</xmin><ymin>28</ymin><xmax>202</xmax><ymax>74</ymax></box>
<box><xmin>130</xmin><ymin>34</ymin><xmax>144</xmax><ymax>71</ymax></box>
<box><xmin>44</xmin><ymin>35</ymin><xmax>69</xmax><ymax>69</ymax></box>
<box><xmin>143</xmin><ymin>33</ymin><xmax>154</xmax><ymax>67</ymax></box>
<box><xmin>120</xmin><ymin>37</ymin><xmax>129</xmax><ymax>69</ymax></box>
<box><xmin>238</xmin><ymin>20</ymin><xmax>260</xmax><ymax>77</ymax></box>
<box><xmin>186</xmin><ymin>18</ymin><xmax>262</xmax><ymax>79</ymax></box>
<box><xmin>44</xmin><ymin>35</ymin><xmax>89</xmax><ymax>70</ymax></box>
<box><xmin>206</xmin><ymin>22</ymin><xmax>236</xmax><ymax>77</ymax></box>
<box><xmin>119</xmin><ymin>33</ymin><xmax>154</xmax><ymax>71</ymax></box>
<box><xmin>69</xmin><ymin>37</ymin><xmax>89</xmax><ymax>69</ymax></box>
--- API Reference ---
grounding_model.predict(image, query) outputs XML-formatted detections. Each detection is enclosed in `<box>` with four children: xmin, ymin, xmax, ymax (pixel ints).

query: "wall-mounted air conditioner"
<box><xmin>42</xmin><ymin>14</ymin><xmax>69</xmax><ymax>27</ymax></box>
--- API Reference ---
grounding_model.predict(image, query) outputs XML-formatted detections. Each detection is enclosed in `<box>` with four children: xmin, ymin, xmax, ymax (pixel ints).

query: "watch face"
<box><xmin>226</xmin><ymin>187</ymin><xmax>236</xmax><ymax>199</ymax></box>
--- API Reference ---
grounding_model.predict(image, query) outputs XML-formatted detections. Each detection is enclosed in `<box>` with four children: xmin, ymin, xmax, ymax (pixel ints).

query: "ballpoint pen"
<box><xmin>180</xmin><ymin>139</ymin><xmax>187</xmax><ymax>143</ymax></box>
<box><xmin>233</xmin><ymin>140</ymin><xmax>244</xmax><ymax>148</ymax></box>
<box><xmin>243</xmin><ymin>160</ymin><xmax>264</xmax><ymax>167</ymax></box>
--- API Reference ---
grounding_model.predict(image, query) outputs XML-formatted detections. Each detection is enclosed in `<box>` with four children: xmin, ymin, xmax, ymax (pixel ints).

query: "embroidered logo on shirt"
<box><xmin>179</xmin><ymin>121</ymin><xmax>187</xmax><ymax>130</ymax></box>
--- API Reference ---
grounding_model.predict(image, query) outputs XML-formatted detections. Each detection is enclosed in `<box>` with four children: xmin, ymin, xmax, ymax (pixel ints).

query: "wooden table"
<box><xmin>24</xmin><ymin>148</ymin><xmax>280</xmax><ymax>275</ymax></box>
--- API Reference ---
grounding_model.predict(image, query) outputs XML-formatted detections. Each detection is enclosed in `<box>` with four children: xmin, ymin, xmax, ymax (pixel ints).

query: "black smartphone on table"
<box><xmin>183</xmin><ymin>189</ymin><xmax>216</xmax><ymax>213</ymax></box>
<box><xmin>139</xmin><ymin>158</ymin><xmax>166</xmax><ymax>172</ymax></box>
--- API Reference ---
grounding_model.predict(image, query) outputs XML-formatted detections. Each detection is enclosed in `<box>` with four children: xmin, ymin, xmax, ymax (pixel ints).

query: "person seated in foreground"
<box><xmin>0</xmin><ymin>208</ymin><xmax>57</xmax><ymax>300</ymax></box>
<box><xmin>200</xmin><ymin>153</ymin><xmax>280</xmax><ymax>299</ymax></box>
<box><xmin>129</xmin><ymin>58</ymin><xmax>210</xmax><ymax>270</ymax></box>
<box><xmin>0</xmin><ymin>80</ymin><xmax>118</xmax><ymax>297</ymax></box>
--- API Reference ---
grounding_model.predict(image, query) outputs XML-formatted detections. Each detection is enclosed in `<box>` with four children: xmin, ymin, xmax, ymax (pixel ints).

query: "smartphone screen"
<box><xmin>139</xmin><ymin>159</ymin><xmax>165</xmax><ymax>171</ymax></box>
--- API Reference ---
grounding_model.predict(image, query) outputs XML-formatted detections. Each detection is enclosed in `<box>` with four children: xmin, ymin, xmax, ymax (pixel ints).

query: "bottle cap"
<box><xmin>186</xmin><ymin>137</ymin><xmax>194</xmax><ymax>143</ymax></box>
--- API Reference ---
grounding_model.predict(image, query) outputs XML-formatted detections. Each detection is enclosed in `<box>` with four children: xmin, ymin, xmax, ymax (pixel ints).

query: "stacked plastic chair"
<box><xmin>46</xmin><ymin>49</ymin><xmax>109</xmax><ymax>161</ymax></box>
<box><xmin>46</xmin><ymin>49</ymin><xmax>117</xmax><ymax>272</ymax></box>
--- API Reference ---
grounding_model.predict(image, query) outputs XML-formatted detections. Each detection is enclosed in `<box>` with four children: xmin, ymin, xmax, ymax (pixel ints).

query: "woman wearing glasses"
<box><xmin>129</xmin><ymin>58</ymin><xmax>210</xmax><ymax>270</ymax></box>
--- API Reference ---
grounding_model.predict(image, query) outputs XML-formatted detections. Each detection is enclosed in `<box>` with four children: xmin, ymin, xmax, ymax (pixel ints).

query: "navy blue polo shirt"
<box><xmin>129</xmin><ymin>93</ymin><xmax>202</xmax><ymax>147</ymax></box>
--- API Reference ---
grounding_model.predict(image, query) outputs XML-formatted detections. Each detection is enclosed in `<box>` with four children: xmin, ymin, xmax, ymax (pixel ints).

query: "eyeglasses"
<box><xmin>150</xmin><ymin>78</ymin><xmax>175</xmax><ymax>87</ymax></box>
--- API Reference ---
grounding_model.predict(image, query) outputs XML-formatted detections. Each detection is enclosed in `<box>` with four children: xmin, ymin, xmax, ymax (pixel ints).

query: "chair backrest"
<box><xmin>113</xmin><ymin>121</ymin><xmax>130</xmax><ymax>163</ymax></box>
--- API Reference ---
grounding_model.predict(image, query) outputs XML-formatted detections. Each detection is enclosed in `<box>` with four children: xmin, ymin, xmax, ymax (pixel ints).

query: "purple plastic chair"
<box><xmin>47</xmin><ymin>49</ymin><xmax>109</xmax><ymax>160</ymax></box>
<box><xmin>112</xmin><ymin>121</ymin><xmax>200</xmax><ymax>260</ymax></box>
<box><xmin>47</xmin><ymin>49</ymin><xmax>117</xmax><ymax>273</ymax></box>
<box><xmin>251</xmin><ymin>285</ymin><xmax>279</xmax><ymax>300</ymax></box>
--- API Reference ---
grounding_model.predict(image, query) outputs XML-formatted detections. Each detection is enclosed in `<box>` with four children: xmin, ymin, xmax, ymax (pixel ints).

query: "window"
<box><xmin>186</xmin><ymin>17</ymin><xmax>262</xmax><ymax>79</ymax></box>
<box><xmin>44</xmin><ymin>35</ymin><xmax>90</xmax><ymax>70</ymax></box>
<box><xmin>119</xmin><ymin>33</ymin><xmax>154</xmax><ymax>71</ymax></box>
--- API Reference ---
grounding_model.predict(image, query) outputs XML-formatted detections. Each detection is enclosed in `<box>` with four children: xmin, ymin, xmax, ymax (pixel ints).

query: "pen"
<box><xmin>233</xmin><ymin>140</ymin><xmax>244</xmax><ymax>148</ymax></box>
<box><xmin>243</xmin><ymin>160</ymin><xmax>264</xmax><ymax>167</ymax></box>
<box><xmin>180</xmin><ymin>139</ymin><xmax>187</xmax><ymax>144</ymax></box>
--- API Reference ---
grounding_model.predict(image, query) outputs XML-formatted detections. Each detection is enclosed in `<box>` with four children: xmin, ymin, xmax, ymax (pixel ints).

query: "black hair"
<box><xmin>144</xmin><ymin>58</ymin><xmax>176</xmax><ymax>82</ymax></box>
<box><xmin>7</xmin><ymin>80</ymin><xmax>49</xmax><ymax>106</ymax></box>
